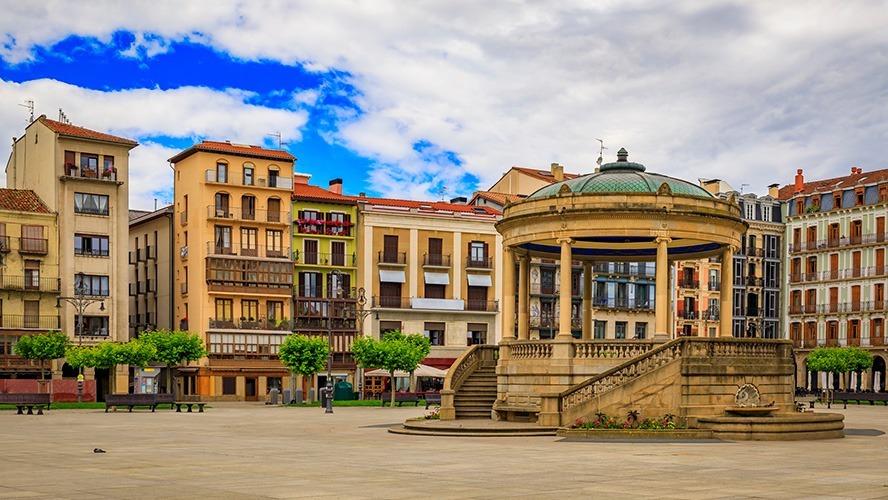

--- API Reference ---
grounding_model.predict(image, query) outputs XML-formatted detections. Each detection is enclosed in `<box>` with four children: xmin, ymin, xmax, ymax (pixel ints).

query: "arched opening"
<box><xmin>61</xmin><ymin>362</ymin><xmax>79</xmax><ymax>378</ymax></box>
<box><xmin>873</xmin><ymin>356</ymin><xmax>886</xmax><ymax>392</ymax></box>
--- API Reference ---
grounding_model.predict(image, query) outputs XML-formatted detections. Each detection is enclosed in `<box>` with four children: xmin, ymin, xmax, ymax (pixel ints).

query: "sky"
<box><xmin>0</xmin><ymin>1</ymin><xmax>886</xmax><ymax>210</ymax></box>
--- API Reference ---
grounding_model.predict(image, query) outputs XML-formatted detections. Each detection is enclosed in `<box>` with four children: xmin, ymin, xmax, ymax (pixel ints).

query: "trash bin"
<box><xmin>333</xmin><ymin>381</ymin><xmax>354</xmax><ymax>401</ymax></box>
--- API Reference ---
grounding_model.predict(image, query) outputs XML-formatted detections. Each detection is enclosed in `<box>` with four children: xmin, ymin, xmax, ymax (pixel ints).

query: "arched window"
<box><xmin>243</xmin><ymin>163</ymin><xmax>255</xmax><ymax>186</ymax></box>
<box><xmin>241</xmin><ymin>195</ymin><xmax>256</xmax><ymax>220</ymax></box>
<box><xmin>215</xmin><ymin>192</ymin><xmax>230</xmax><ymax>218</ymax></box>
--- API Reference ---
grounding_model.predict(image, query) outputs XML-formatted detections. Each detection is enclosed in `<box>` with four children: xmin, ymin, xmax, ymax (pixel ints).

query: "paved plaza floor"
<box><xmin>1</xmin><ymin>403</ymin><xmax>887</xmax><ymax>499</ymax></box>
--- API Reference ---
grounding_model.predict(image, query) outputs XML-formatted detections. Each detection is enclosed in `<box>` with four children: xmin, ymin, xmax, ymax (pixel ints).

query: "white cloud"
<box><xmin>2</xmin><ymin>1</ymin><xmax>888</xmax><ymax>200</ymax></box>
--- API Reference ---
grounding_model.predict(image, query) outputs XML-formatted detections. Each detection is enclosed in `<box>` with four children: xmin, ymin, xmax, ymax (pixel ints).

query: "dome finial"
<box><xmin>617</xmin><ymin>148</ymin><xmax>628</xmax><ymax>162</ymax></box>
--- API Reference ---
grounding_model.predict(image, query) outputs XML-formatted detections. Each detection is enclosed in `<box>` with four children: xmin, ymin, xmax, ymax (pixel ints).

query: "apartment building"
<box><xmin>6</xmin><ymin>115</ymin><xmax>137</xmax><ymax>394</ymax></box>
<box><xmin>779</xmin><ymin>167</ymin><xmax>888</xmax><ymax>391</ymax></box>
<box><xmin>0</xmin><ymin>189</ymin><xmax>60</xmax><ymax>379</ymax></box>
<box><xmin>358</xmin><ymin>196</ymin><xmax>502</xmax><ymax>366</ymax></box>
<box><xmin>674</xmin><ymin>181</ymin><xmax>784</xmax><ymax>338</ymax></box>
<box><xmin>475</xmin><ymin>164</ymin><xmax>656</xmax><ymax>339</ymax></box>
<box><xmin>128</xmin><ymin>207</ymin><xmax>174</xmax><ymax>335</ymax></box>
<box><xmin>170</xmin><ymin>141</ymin><xmax>295</xmax><ymax>401</ymax></box>
<box><xmin>291</xmin><ymin>176</ymin><xmax>359</xmax><ymax>396</ymax></box>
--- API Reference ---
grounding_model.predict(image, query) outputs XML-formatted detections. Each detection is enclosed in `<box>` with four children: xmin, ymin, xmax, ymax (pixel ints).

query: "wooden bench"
<box><xmin>832</xmin><ymin>391</ymin><xmax>888</xmax><ymax>409</ymax></box>
<box><xmin>424</xmin><ymin>392</ymin><xmax>442</xmax><ymax>409</ymax></box>
<box><xmin>105</xmin><ymin>393</ymin><xmax>172</xmax><ymax>412</ymax></box>
<box><xmin>794</xmin><ymin>395</ymin><xmax>817</xmax><ymax>412</ymax></box>
<box><xmin>174</xmin><ymin>402</ymin><xmax>206</xmax><ymax>413</ymax></box>
<box><xmin>380</xmin><ymin>392</ymin><xmax>420</xmax><ymax>407</ymax></box>
<box><xmin>0</xmin><ymin>393</ymin><xmax>50</xmax><ymax>415</ymax></box>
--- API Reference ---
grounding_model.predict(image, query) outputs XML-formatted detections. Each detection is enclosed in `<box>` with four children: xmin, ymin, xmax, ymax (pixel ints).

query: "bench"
<box><xmin>105</xmin><ymin>393</ymin><xmax>174</xmax><ymax>412</ymax></box>
<box><xmin>0</xmin><ymin>393</ymin><xmax>50</xmax><ymax>415</ymax></box>
<box><xmin>794</xmin><ymin>395</ymin><xmax>817</xmax><ymax>412</ymax></box>
<box><xmin>380</xmin><ymin>392</ymin><xmax>420</xmax><ymax>407</ymax></box>
<box><xmin>424</xmin><ymin>392</ymin><xmax>442</xmax><ymax>409</ymax></box>
<box><xmin>174</xmin><ymin>402</ymin><xmax>206</xmax><ymax>413</ymax></box>
<box><xmin>831</xmin><ymin>391</ymin><xmax>888</xmax><ymax>409</ymax></box>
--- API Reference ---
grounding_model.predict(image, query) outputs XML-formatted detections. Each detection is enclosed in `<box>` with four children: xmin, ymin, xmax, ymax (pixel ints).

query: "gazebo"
<box><xmin>441</xmin><ymin>150</ymin><xmax>797</xmax><ymax>426</ymax></box>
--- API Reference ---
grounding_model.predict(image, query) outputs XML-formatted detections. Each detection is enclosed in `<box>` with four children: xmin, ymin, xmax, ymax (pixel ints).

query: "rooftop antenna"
<box><xmin>58</xmin><ymin>109</ymin><xmax>71</xmax><ymax>124</ymax></box>
<box><xmin>267</xmin><ymin>131</ymin><xmax>287</xmax><ymax>149</ymax></box>
<box><xmin>18</xmin><ymin>100</ymin><xmax>34</xmax><ymax>123</ymax></box>
<box><xmin>740</xmin><ymin>183</ymin><xmax>750</xmax><ymax>194</ymax></box>
<box><xmin>435</xmin><ymin>185</ymin><xmax>448</xmax><ymax>201</ymax></box>
<box><xmin>596</xmin><ymin>138</ymin><xmax>608</xmax><ymax>167</ymax></box>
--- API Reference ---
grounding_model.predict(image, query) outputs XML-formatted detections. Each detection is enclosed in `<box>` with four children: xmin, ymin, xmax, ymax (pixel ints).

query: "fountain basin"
<box><xmin>696</xmin><ymin>412</ymin><xmax>844</xmax><ymax>441</ymax></box>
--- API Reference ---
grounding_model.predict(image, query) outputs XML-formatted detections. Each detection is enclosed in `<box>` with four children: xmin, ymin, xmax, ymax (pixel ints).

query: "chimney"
<box><xmin>449</xmin><ymin>196</ymin><xmax>467</xmax><ymax>204</ymax></box>
<box><xmin>768</xmin><ymin>183</ymin><xmax>780</xmax><ymax>198</ymax></box>
<box><xmin>851</xmin><ymin>167</ymin><xmax>862</xmax><ymax>175</ymax></box>
<box><xmin>794</xmin><ymin>169</ymin><xmax>804</xmax><ymax>193</ymax></box>
<box><xmin>551</xmin><ymin>162</ymin><xmax>564</xmax><ymax>182</ymax></box>
<box><xmin>329</xmin><ymin>178</ymin><xmax>343</xmax><ymax>195</ymax></box>
<box><xmin>293</xmin><ymin>173</ymin><xmax>311</xmax><ymax>185</ymax></box>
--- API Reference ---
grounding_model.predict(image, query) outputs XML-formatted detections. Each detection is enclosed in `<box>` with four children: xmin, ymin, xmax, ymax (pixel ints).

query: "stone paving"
<box><xmin>1</xmin><ymin>404</ymin><xmax>887</xmax><ymax>499</ymax></box>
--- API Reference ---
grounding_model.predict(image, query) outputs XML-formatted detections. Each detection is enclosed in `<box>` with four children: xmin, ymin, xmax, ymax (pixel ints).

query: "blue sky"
<box><xmin>1</xmin><ymin>2</ymin><xmax>887</xmax><ymax>210</ymax></box>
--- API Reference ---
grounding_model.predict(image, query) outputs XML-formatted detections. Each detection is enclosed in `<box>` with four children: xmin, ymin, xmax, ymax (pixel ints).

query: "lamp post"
<box><xmin>323</xmin><ymin>269</ymin><xmax>342</xmax><ymax>414</ymax></box>
<box><xmin>57</xmin><ymin>272</ymin><xmax>105</xmax><ymax>403</ymax></box>
<box><xmin>342</xmin><ymin>287</ymin><xmax>372</xmax><ymax>399</ymax></box>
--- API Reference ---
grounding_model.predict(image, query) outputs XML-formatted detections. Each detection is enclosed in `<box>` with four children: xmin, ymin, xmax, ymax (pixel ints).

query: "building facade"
<box><xmin>170</xmin><ymin>141</ymin><xmax>295</xmax><ymax>401</ymax></box>
<box><xmin>6</xmin><ymin>115</ymin><xmax>137</xmax><ymax>394</ymax></box>
<box><xmin>128</xmin><ymin>206</ymin><xmax>175</xmax><ymax>336</ymax></box>
<box><xmin>780</xmin><ymin>167</ymin><xmax>888</xmax><ymax>392</ymax></box>
<box><xmin>291</xmin><ymin>175</ymin><xmax>359</xmax><ymax>397</ymax></box>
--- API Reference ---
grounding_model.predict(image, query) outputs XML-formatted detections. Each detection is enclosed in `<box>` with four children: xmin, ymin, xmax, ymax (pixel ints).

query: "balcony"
<box><xmin>592</xmin><ymin>297</ymin><xmax>654</xmax><ymax>311</ymax></box>
<box><xmin>0</xmin><ymin>235</ymin><xmax>8</xmax><ymax>252</ymax></box>
<box><xmin>0</xmin><ymin>356</ymin><xmax>50</xmax><ymax>371</ymax></box>
<box><xmin>843</xmin><ymin>268</ymin><xmax>864</xmax><ymax>279</ymax></box>
<box><xmin>466</xmin><ymin>300</ymin><xmax>499</xmax><ymax>312</ymax></box>
<box><xmin>748</xmin><ymin>248</ymin><xmax>764</xmax><ymax>257</ymax></box>
<box><xmin>746</xmin><ymin>276</ymin><xmax>763</xmax><ymax>287</ymax></box>
<box><xmin>146</xmin><ymin>245</ymin><xmax>156</xmax><ymax>260</ymax></box>
<box><xmin>378</xmin><ymin>251</ymin><xmax>407</xmax><ymax>265</ymax></box>
<box><xmin>733</xmin><ymin>276</ymin><xmax>745</xmax><ymax>286</ymax></box>
<box><xmin>180</xmin><ymin>211</ymin><xmax>188</xmax><ymax>225</ymax></box>
<box><xmin>0</xmin><ymin>315</ymin><xmax>61</xmax><ymax>330</ymax></box>
<box><xmin>206</xmin><ymin>170</ymin><xmax>293</xmax><ymax>190</ymax></box>
<box><xmin>466</xmin><ymin>257</ymin><xmax>493</xmax><ymax>269</ymax></box>
<box><xmin>0</xmin><ymin>275</ymin><xmax>60</xmax><ymax>292</ymax></box>
<box><xmin>373</xmin><ymin>296</ymin><xmax>412</xmax><ymax>309</ymax></box>
<box><xmin>679</xmin><ymin>309</ymin><xmax>698</xmax><ymax>320</ymax></box>
<box><xmin>294</xmin><ymin>287</ymin><xmax>358</xmax><ymax>299</ymax></box>
<box><xmin>423</xmin><ymin>254</ymin><xmax>451</xmax><ymax>267</ymax></box>
<box><xmin>368</xmin><ymin>295</ymin><xmax>497</xmax><ymax>312</ymax></box>
<box><xmin>181</xmin><ymin>282</ymin><xmax>188</xmax><ymax>295</ymax></box>
<box><xmin>62</xmin><ymin>163</ymin><xmax>118</xmax><ymax>182</ymax></box>
<box><xmin>295</xmin><ymin>219</ymin><xmax>352</xmax><ymax>236</ymax></box>
<box><xmin>18</xmin><ymin>237</ymin><xmax>48</xmax><ymax>255</ymax></box>
<box><xmin>678</xmin><ymin>279</ymin><xmax>699</xmax><ymax>289</ymax></box>
<box><xmin>129</xmin><ymin>283</ymin><xmax>137</xmax><ymax>296</ymax></box>
<box><xmin>702</xmin><ymin>308</ymin><xmax>720</xmax><ymax>321</ymax></box>
<box><xmin>708</xmin><ymin>280</ymin><xmax>721</xmax><ymax>291</ymax></box>
<box><xmin>208</xmin><ymin>206</ymin><xmax>291</xmax><ymax>225</ymax></box>
<box><xmin>206</xmin><ymin>242</ymin><xmax>290</xmax><ymax>260</ymax></box>
<box><xmin>840</xmin><ymin>302</ymin><xmax>863</xmax><ymax>313</ymax></box>
<box><xmin>294</xmin><ymin>251</ymin><xmax>356</xmax><ymax>267</ymax></box>
<box><xmin>208</xmin><ymin>317</ymin><xmax>292</xmax><ymax>331</ymax></box>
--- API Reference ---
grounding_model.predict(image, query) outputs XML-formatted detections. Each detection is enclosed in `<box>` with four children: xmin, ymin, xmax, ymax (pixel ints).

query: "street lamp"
<box><xmin>342</xmin><ymin>287</ymin><xmax>373</xmax><ymax>399</ymax></box>
<box><xmin>323</xmin><ymin>269</ymin><xmax>343</xmax><ymax>414</ymax></box>
<box><xmin>57</xmin><ymin>272</ymin><xmax>105</xmax><ymax>402</ymax></box>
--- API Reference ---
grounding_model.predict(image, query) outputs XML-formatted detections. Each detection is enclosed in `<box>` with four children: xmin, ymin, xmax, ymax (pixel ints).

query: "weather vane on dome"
<box><xmin>596</xmin><ymin>138</ymin><xmax>607</xmax><ymax>167</ymax></box>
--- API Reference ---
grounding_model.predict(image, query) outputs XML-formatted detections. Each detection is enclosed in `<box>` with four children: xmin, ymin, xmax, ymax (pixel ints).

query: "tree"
<box><xmin>139</xmin><ymin>329</ymin><xmax>206</xmax><ymax>397</ymax></box>
<box><xmin>806</xmin><ymin>346</ymin><xmax>875</xmax><ymax>391</ymax></box>
<box><xmin>352</xmin><ymin>330</ymin><xmax>429</xmax><ymax>408</ymax></box>
<box><xmin>117</xmin><ymin>340</ymin><xmax>157</xmax><ymax>369</ymax></box>
<box><xmin>14</xmin><ymin>332</ymin><xmax>69</xmax><ymax>381</ymax></box>
<box><xmin>846</xmin><ymin>346</ymin><xmax>874</xmax><ymax>391</ymax></box>
<box><xmin>279</xmin><ymin>334</ymin><xmax>330</xmax><ymax>402</ymax></box>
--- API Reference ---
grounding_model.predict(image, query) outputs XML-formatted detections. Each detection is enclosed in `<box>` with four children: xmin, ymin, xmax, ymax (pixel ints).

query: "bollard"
<box><xmin>282</xmin><ymin>388</ymin><xmax>292</xmax><ymax>405</ymax></box>
<box><xmin>269</xmin><ymin>388</ymin><xmax>279</xmax><ymax>405</ymax></box>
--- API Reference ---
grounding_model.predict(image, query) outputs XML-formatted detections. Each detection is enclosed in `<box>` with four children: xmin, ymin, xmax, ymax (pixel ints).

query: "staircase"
<box><xmin>453</xmin><ymin>365</ymin><xmax>497</xmax><ymax>419</ymax></box>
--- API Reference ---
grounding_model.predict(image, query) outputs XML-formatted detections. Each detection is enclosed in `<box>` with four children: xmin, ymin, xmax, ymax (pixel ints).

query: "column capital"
<box><xmin>655</xmin><ymin>236</ymin><xmax>672</xmax><ymax>245</ymax></box>
<box><xmin>556</xmin><ymin>237</ymin><xmax>574</xmax><ymax>245</ymax></box>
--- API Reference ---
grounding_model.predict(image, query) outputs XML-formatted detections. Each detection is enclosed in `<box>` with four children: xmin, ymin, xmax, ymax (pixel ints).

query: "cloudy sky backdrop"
<box><xmin>0</xmin><ymin>1</ymin><xmax>886</xmax><ymax>210</ymax></box>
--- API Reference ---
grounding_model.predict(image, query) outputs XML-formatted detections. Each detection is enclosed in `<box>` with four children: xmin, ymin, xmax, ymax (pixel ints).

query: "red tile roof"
<box><xmin>776</xmin><ymin>168</ymin><xmax>888</xmax><ymax>200</ymax></box>
<box><xmin>38</xmin><ymin>116</ymin><xmax>138</xmax><ymax>146</ymax></box>
<box><xmin>358</xmin><ymin>195</ymin><xmax>501</xmax><ymax>215</ymax></box>
<box><xmin>511</xmin><ymin>166</ymin><xmax>581</xmax><ymax>183</ymax></box>
<box><xmin>0</xmin><ymin>189</ymin><xmax>51</xmax><ymax>213</ymax></box>
<box><xmin>168</xmin><ymin>140</ymin><xmax>295</xmax><ymax>163</ymax></box>
<box><xmin>292</xmin><ymin>184</ymin><xmax>357</xmax><ymax>205</ymax></box>
<box><xmin>469</xmin><ymin>191</ymin><xmax>525</xmax><ymax>206</ymax></box>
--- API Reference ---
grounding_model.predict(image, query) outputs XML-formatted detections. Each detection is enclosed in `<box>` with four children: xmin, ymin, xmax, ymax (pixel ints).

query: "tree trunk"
<box><xmin>168</xmin><ymin>363</ymin><xmax>175</xmax><ymax>398</ymax></box>
<box><xmin>389</xmin><ymin>375</ymin><xmax>396</xmax><ymax>408</ymax></box>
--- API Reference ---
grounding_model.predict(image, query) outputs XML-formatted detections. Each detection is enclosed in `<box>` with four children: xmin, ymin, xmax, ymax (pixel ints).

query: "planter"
<box><xmin>558</xmin><ymin>428</ymin><xmax>714</xmax><ymax>440</ymax></box>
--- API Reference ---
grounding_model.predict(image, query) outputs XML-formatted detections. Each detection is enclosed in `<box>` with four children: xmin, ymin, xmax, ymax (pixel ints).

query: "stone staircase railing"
<box><xmin>439</xmin><ymin>344</ymin><xmax>499</xmax><ymax>420</ymax></box>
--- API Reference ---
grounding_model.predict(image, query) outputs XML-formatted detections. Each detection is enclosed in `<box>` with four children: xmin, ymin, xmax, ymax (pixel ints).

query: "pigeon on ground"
<box><xmin>93</xmin><ymin>448</ymin><xmax>106</xmax><ymax>453</ymax></box>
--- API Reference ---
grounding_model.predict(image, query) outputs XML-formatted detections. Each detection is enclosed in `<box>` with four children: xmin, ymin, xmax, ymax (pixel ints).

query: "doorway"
<box><xmin>245</xmin><ymin>377</ymin><xmax>258</xmax><ymax>401</ymax></box>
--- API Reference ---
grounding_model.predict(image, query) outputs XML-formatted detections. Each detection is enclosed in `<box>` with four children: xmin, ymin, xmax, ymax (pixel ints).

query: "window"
<box><xmin>74</xmin><ymin>193</ymin><xmax>109</xmax><ymax>215</ymax></box>
<box><xmin>241</xmin><ymin>195</ymin><xmax>256</xmax><ymax>220</ymax></box>
<box><xmin>540</xmin><ymin>268</ymin><xmax>555</xmax><ymax>295</ymax></box>
<box><xmin>467</xmin><ymin>323</ymin><xmax>487</xmax><ymax>345</ymax></box>
<box><xmin>467</xmin><ymin>286</ymin><xmax>488</xmax><ymax>311</ymax></box>
<box><xmin>303</xmin><ymin>240</ymin><xmax>318</xmax><ymax>264</ymax></box>
<box><xmin>241</xmin><ymin>300</ymin><xmax>259</xmax><ymax>321</ymax></box>
<box><xmin>468</xmin><ymin>241</ymin><xmax>488</xmax><ymax>267</ymax></box>
<box><xmin>216</xmin><ymin>162</ymin><xmax>228</xmax><ymax>183</ymax></box>
<box><xmin>571</xmin><ymin>270</ymin><xmax>581</xmax><ymax>297</ymax></box>
<box><xmin>593</xmin><ymin>320</ymin><xmax>606</xmax><ymax>339</ymax></box>
<box><xmin>75</xmin><ymin>274</ymin><xmax>109</xmax><ymax>296</ymax></box>
<box><xmin>80</xmin><ymin>153</ymin><xmax>98</xmax><ymax>178</ymax></box>
<box><xmin>215</xmin><ymin>298</ymin><xmax>234</xmax><ymax>320</ymax></box>
<box><xmin>241</xmin><ymin>228</ymin><xmax>258</xmax><ymax>256</ymax></box>
<box><xmin>243</xmin><ymin>165</ymin><xmax>254</xmax><ymax>186</ymax></box>
<box><xmin>298</xmin><ymin>272</ymin><xmax>322</xmax><ymax>298</ymax></box>
<box><xmin>331</xmin><ymin>241</ymin><xmax>346</xmax><ymax>267</ymax></box>
<box><xmin>428</xmin><ymin>238</ymin><xmax>444</xmax><ymax>265</ymax></box>
<box><xmin>425</xmin><ymin>283</ymin><xmax>445</xmax><ymax>299</ymax></box>
<box><xmin>103</xmin><ymin>156</ymin><xmax>114</xmax><ymax>176</ymax></box>
<box><xmin>615</xmin><ymin>321</ymin><xmax>627</xmax><ymax>339</ymax></box>
<box><xmin>24</xmin><ymin>260</ymin><xmax>40</xmax><ymax>290</ymax></box>
<box><xmin>380</xmin><ymin>321</ymin><xmax>401</xmax><ymax>335</ymax></box>
<box><xmin>24</xmin><ymin>300</ymin><xmax>39</xmax><ymax>328</ymax></box>
<box><xmin>424</xmin><ymin>322</ymin><xmax>445</xmax><ymax>346</ymax></box>
<box><xmin>744</xmin><ymin>202</ymin><xmax>755</xmax><ymax>220</ymax></box>
<box><xmin>268</xmin><ymin>168</ymin><xmax>279</xmax><ymax>188</ymax></box>
<box><xmin>267</xmin><ymin>301</ymin><xmax>284</xmax><ymax>320</ymax></box>
<box><xmin>81</xmin><ymin>316</ymin><xmax>109</xmax><ymax>336</ymax></box>
<box><xmin>222</xmin><ymin>377</ymin><xmax>237</xmax><ymax>395</ymax></box>
<box><xmin>214</xmin><ymin>226</ymin><xmax>232</xmax><ymax>254</ymax></box>
<box><xmin>214</xmin><ymin>193</ymin><xmax>230</xmax><ymax>218</ymax></box>
<box><xmin>383</xmin><ymin>235</ymin><xmax>399</xmax><ymax>263</ymax></box>
<box><xmin>267</xmin><ymin>198</ymin><xmax>281</xmax><ymax>223</ymax></box>
<box><xmin>761</xmin><ymin>204</ymin><xmax>771</xmax><ymax>222</ymax></box>
<box><xmin>75</xmin><ymin>234</ymin><xmax>109</xmax><ymax>256</ymax></box>
<box><xmin>266</xmin><ymin>230</ymin><xmax>283</xmax><ymax>257</ymax></box>
<box><xmin>634</xmin><ymin>322</ymin><xmax>647</xmax><ymax>339</ymax></box>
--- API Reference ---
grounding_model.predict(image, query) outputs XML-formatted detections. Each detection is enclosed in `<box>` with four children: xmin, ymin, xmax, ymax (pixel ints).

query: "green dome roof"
<box><xmin>527</xmin><ymin>148</ymin><xmax>713</xmax><ymax>199</ymax></box>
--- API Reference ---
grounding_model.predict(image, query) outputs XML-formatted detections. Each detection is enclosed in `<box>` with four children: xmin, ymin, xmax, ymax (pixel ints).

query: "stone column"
<box><xmin>557</xmin><ymin>238</ymin><xmax>573</xmax><ymax>338</ymax></box>
<box><xmin>655</xmin><ymin>237</ymin><xmax>671</xmax><ymax>337</ymax></box>
<box><xmin>518</xmin><ymin>255</ymin><xmax>529</xmax><ymax>340</ymax></box>
<box><xmin>582</xmin><ymin>262</ymin><xmax>593</xmax><ymax>339</ymax></box>
<box><xmin>720</xmin><ymin>245</ymin><xmax>734</xmax><ymax>337</ymax></box>
<box><xmin>501</xmin><ymin>247</ymin><xmax>516</xmax><ymax>341</ymax></box>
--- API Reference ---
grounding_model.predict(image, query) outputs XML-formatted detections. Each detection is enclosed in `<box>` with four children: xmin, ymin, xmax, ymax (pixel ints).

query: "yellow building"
<box><xmin>358</xmin><ymin>195</ymin><xmax>503</xmax><ymax>374</ymax></box>
<box><xmin>291</xmin><ymin>176</ymin><xmax>360</xmax><ymax>398</ymax></box>
<box><xmin>0</xmin><ymin>189</ymin><xmax>60</xmax><ymax>379</ymax></box>
<box><xmin>6</xmin><ymin>115</ymin><xmax>137</xmax><ymax>395</ymax></box>
<box><xmin>170</xmin><ymin>141</ymin><xmax>295</xmax><ymax>401</ymax></box>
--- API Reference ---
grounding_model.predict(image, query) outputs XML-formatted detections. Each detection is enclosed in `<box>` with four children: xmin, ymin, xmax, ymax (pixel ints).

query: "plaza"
<box><xmin>1</xmin><ymin>404</ymin><xmax>886</xmax><ymax>499</ymax></box>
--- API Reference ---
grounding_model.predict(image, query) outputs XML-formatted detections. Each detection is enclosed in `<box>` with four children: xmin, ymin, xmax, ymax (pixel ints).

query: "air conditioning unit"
<box><xmin>258</xmin><ymin>178</ymin><xmax>267</xmax><ymax>187</ymax></box>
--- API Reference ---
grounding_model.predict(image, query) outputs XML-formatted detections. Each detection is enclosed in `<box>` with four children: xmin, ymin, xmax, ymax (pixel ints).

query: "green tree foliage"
<box><xmin>139</xmin><ymin>329</ymin><xmax>207</xmax><ymax>396</ymax></box>
<box><xmin>14</xmin><ymin>332</ymin><xmax>69</xmax><ymax>380</ymax></box>
<box><xmin>117</xmin><ymin>340</ymin><xmax>157</xmax><ymax>369</ymax></box>
<box><xmin>279</xmin><ymin>334</ymin><xmax>330</xmax><ymax>400</ymax></box>
<box><xmin>806</xmin><ymin>346</ymin><xmax>876</xmax><ymax>391</ymax></box>
<box><xmin>64</xmin><ymin>345</ymin><xmax>94</xmax><ymax>370</ymax></box>
<box><xmin>351</xmin><ymin>330</ymin><xmax>430</xmax><ymax>408</ymax></box>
